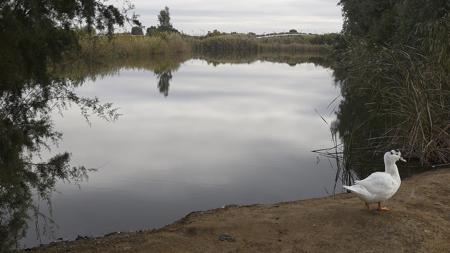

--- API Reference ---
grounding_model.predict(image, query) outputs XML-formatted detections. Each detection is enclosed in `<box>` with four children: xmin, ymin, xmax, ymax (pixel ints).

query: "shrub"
<box><xmin>131</xmin><ymin>26</ymin><xmax>143</xmax><ymax>35</ymax></box>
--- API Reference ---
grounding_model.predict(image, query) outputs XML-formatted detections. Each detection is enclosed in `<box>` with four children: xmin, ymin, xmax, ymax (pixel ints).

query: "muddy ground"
<box><xmin>29</xmin><ymin>168</ymin><xmax>450</xmax><ymax>253</ymax></box>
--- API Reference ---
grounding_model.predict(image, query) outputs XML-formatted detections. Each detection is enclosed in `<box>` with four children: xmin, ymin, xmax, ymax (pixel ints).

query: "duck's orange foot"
<box><xmin>376</xmin><ymin>202</ymin><xmax>390</xmax><ymax>211</ymax></box>
<box><xmin>376</xmin><ymin>206</ymin><xmax>390</xmax><ymax>212</ymax></box>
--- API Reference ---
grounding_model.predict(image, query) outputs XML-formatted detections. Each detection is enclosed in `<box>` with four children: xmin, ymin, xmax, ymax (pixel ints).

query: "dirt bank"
<box><xmin>29</xmin><ymin>169</ymin><xmax>450</xmax><ymax>253</ymax></box>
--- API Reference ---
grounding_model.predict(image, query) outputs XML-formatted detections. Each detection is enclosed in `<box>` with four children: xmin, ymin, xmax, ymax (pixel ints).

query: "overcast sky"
<box><xmin>112</xmin><ymin>0</ymin><xmax>343</xmax><ymax>35</ymax></box>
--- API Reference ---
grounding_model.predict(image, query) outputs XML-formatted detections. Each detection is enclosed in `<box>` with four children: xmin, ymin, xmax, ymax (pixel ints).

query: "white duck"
<box><xmin>343</xmin><ymin>149</ymin><xmax>406</xmax><ymax>211</ymax></box>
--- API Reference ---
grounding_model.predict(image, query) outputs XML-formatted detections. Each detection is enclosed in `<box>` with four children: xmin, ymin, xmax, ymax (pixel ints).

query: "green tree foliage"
<box><xmin>206</xmin><ymin>29</ymin><xmax>224</xmax><ymax>37</ymax></box>
<box><xmin>309</xmin><ymin>33</ymin><xmax>340</xmax><ymax>45</ymax></box>
<box><xmin>0</xmin><ymin>0</ymin><xmax>127</xmax><ymax>91</ymax></box>
<box><xmin>340</xmin><ymin>0</ymin><xmax>450</xmax><ymax>47</ymax></box>
<box><xmin>146</xmin><ymin>26</ymin><xmax>157</xmax><ymax>36</ymax></box>
<box><xmin>156</xmin><ymin>71</ymin><xmax>173</xmax><ymax>97</ymax></box>
<box><xmin>0</xmin><ymin>0</ymin><xmax>128</xmax><ymax>250</ymax></box>
<box><xmin>334</xmin><ymin>0</ymin><xmax>450</xmax><ymax>170</ymax></box>
<box><xmin>144</xmin><ymin>6</ymin><xmax>178</xmax><ymax>35</ymax></box>
<box><xmin>157</xmin><ymin>6</ymin><xmax>178</xmax><ymax>33</ymax></box>
<box><xmin>131</xmin><ymin>26</ymin><xmax>144</xmax><ymax>35</ymax></box>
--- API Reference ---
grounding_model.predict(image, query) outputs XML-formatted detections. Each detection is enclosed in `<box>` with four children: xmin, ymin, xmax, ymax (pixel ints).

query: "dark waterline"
<box><xmin>23</xmin><ymin>59</ymin><xmax>340</xmax><ymax>247</ymax></box>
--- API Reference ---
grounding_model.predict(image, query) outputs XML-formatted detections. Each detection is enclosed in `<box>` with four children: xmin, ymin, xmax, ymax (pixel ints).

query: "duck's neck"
<box><xmin>385</xmin><ymin>162</ymin><xmax>401</xmax><ymax>182</ymax></box>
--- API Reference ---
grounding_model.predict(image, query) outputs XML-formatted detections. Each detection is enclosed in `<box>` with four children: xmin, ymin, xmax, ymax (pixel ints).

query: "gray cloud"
<box><xmin>115</xmin><ymin>0</ymin><xmax>343</xmax><ymax>34</ymax></box>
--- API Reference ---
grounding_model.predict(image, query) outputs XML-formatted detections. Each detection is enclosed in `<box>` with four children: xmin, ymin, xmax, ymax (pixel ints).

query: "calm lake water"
<box><xmin>23</xmin><ymin>59</ymin><xmax>340</xmax><ymax>247</ymax></box>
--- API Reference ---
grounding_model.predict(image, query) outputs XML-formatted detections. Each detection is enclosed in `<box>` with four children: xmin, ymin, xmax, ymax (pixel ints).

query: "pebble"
<box><xmin>75</xmin><ymin>235</ymin><xmax>89</xmax><ymax>240</ymax></box>
<box><xmin>105</xmin><ymin>232</ymin><xmax>119</xmax><ymax>237</ymax></box>
<box><xmin>218</xmin><ymin>234</ymin><xmax>236</xmax><ymax>242</ymax></box>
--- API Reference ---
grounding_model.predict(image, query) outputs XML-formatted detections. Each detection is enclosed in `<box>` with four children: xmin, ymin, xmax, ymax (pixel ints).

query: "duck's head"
<box><xmin>384</xmin><ymin>149</ymin><xmax>407</xmax><ymax>164</ymax></box>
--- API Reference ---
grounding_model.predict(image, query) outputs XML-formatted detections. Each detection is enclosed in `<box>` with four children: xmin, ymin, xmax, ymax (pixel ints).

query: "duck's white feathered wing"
<box><xmin>343</xmin><ymin>172</ymin><xmax>396</xmax><ymax>201</ymax></box>
<box><xmin>343</xmin><ymin>184</ymin><xmax>372</xmax><ymax>198</ymax></box>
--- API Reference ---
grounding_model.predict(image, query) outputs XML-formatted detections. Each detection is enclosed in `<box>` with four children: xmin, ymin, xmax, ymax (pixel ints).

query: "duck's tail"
<box><xmin>343</xmin><ymin>185</ymin><xmax>354</xmax><ymax>193</ymax></box>
<box><xmin>343</xmin><ymin>184</ymin><xmax>370</xmax><ymax>197</ymax></box>
<box><xmin>342</xmin><ymin>185</ymin><xmax>352</xmax><ymax>191</ymax></box>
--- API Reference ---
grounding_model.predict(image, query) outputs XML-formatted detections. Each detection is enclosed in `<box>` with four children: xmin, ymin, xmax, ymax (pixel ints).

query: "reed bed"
<box><xmin>333</xmin><ymin>38</ymin><xmax>450</xmax><ymax>172</ymax></box>
<box><xmin>192</xmin><ymin>34</ymin><xmax>330</xmax><ymax>55</ymax></box>
<box><xmin>192</xmin><ymin>35</ymin><xmax>260</xmax><ymax>54</ymax></box>
<box><xmin>330</xmin><ymin>3</ymin><xmax>450</xmax><ymax>176</ymax></box>
<box><xmin>57</xmin><ymin>32</ymin><xmax>334</xmax><ymax>81</ymax></box>
<box><xmin>315</xmin><ymin>14</ymin><xmax>449</xmax><ymax>184</ymax></box>
<box><xmin>76</xmin><ymin>33</ymin><xmax>191</xmax><ymax>61</ymax></box>
<box><xmin>257</xmin><ymin>33</ymin><xmax>338</xmax><ymax>45</ymax></box>
<box><xmin>69</xmin><ymin>33</ymin><xmax>332</xmax><ymax>66</ymax></box>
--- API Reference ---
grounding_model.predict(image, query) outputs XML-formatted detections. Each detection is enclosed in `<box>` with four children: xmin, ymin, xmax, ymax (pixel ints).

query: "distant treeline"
<box><xmin>191</xmin><ymin>34</ymin><xmax>335</xmax><ymax>55</ymax></box>
<box><xmin>66</xmin><ymin>31</ymin><xmax>336</xmax><ymax>65</ymax></box>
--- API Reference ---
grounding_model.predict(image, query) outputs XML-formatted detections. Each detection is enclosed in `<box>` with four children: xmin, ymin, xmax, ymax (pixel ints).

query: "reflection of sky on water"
<box><xmin>24</xmin><ymin>60</ymin><xmax>340</xmax><ymax>246</ymax></box>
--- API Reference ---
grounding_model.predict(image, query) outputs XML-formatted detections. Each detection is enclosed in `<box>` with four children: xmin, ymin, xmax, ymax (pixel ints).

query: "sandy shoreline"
<box><xmin>28</xmin><ymin>168</ymin><xmax>450</xmax><ymax>253</ymax></box>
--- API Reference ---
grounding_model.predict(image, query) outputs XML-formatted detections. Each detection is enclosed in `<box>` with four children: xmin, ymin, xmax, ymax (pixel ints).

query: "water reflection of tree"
<box><xmin>194</xmin><ymin>52</ymin><xmax>333</xmax><ymax>68</ymax></box>
<box><xmin>61</xmin><ymin>52</ymin><xmax>334</xmax><ymax>98</ymax></box>
<box><xmin>0</xmin><ymin>1</ymin><xmax>126</xmax><ymax>251</ymax></box>
<box><xmin>0</xmin><ymin>83</ymin><xmax>120</xmax><ymax>250</ymax></box>
<box><xmin>60</xmin><ymin>55</ymin><xmax>186</xmax><ymax>98</ymax></box>
<box><xmin>156</xmin><ymin>71</ymin><xmax>173</xmax><ymax>97</ymax></box>
<box><xmin>62</xmin><ymin>54</ymin><xmax>189</xmax><ymax>82</ymax></box>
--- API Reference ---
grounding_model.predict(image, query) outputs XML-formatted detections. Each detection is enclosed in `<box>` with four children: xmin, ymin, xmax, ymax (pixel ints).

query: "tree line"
<box><xmin>130</xmin><ymin>6</ymin><xmax>179</xmax><ymax>36</ymax></box>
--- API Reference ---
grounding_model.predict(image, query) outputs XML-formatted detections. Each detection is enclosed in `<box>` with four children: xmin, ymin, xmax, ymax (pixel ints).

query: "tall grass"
<box><xmin>68</xmin><ymin>33</ymin><xmax>332</xmax><ymax>66</ymax></box>
<box><xmin>192</xmin><ymin>34</ymin><xmax>330</xmax><ymax>55</ymax></box>
<box><xmin>257</xmin><ymin>33</ymin><xmax>338</xmax><ymax>46</ymax></box>
<box><xmin>192</xmin><ymin>35</ymin><xmax>259</xmax><ymax>54</ymax></box>
<box><xmin>333</xmin><ymin>14</ymin><xmax>450</xmax><ymax>169</ymax></box>
<box><xmin>331</xmin><ymin>1</ymin><xmax>450</xmax><ymax>176</ymax></box>
<box><xmin>56</xmin><ymin>32</ymin><xmax>335</xmax><ymax>81</ymax></box>
<box><xmin>75</xmin><ymin>33</ymin><xmax>191</xmax><ymax>62</ymax></box>
<box><xmin>314</xmin><ymin>13</ymin><xmax>450</xmax><ymax>186</ymax></box>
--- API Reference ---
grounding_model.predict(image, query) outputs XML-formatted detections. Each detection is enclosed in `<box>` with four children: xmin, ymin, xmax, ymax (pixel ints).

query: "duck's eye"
<box><xmin>390</xmin><ymin>151</ymin><xmax>394</xmax><ymax>155</ymax></box>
